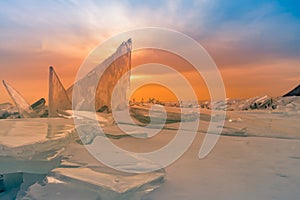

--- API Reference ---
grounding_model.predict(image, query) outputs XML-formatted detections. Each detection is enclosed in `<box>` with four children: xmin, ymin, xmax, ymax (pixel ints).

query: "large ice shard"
<box><xmin>68</xmin><ymin>39</ymin><xmax>132</xmax><ymax>112</ymax></box>
<box><xmin>2</xmin><ymin>80</ymin><xmax>39</xmax><ymax>118</ymax></box>
<box><xmin>48</xmin><ymin>66</ymin><xmax>72</xmax><ymax>117</ymax></box>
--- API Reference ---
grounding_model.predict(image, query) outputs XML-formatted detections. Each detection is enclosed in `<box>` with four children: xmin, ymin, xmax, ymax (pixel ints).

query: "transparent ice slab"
<box><xmin>2</xmin><ymin>81</ymin><xmax>39</xmax><ymax>118</ymax></box>
<box><xmin>129</xmin><ymin>105</ymin><xmax>199</xmax><ymax>124</ymax></box>
<box><xmin>25</xmin><ymin>166</ymin><xmax>164</xmax><ymax>200</ymax></box>
<box><xmin>0</xmin><ymin>118</ymin><xmax>75</xmax><ymax>159</ymax></box>
<box><xmin>68</xmin><ymin>39</ymin><xmax>131</xmax><ymax>112</ymax></box>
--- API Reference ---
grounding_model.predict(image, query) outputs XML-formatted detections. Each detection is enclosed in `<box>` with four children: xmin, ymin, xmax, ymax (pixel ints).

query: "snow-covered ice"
<box><xmin>0</xmin><ymin>96</ymin><xmax>300</xmax><ymax>199</ymax></box>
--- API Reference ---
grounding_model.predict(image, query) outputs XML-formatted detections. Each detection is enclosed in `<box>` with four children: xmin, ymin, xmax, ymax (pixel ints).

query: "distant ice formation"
<box><xmin>283</xmin><ymin>85</ymin><xmax>300</xmax><ymax>97</ymax></box>
<box><xmin>201</xmin><ymin>95</ymin><xmax>279</xmax><ymax>111</ymax></box>
<box><xmin>1</xmin><ymin>38</ymin><xmax>298</xmax><ymax>120</ymax></box>
<box><xmin>0</xmin><ymin>102</ymin><xmax>15</xmax><ymax>119</ymax></box>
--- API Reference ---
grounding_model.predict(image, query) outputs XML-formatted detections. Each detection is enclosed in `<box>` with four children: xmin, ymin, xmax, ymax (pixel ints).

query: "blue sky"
<box><xmin>0</xmin><ymin>0</ymin><xmax>299</xmax><ymax>102</ymax></box>
<box><xmin>1</xmin><ymin>0</ymin><xmax>299</xmax><ymax>59</ymax></box>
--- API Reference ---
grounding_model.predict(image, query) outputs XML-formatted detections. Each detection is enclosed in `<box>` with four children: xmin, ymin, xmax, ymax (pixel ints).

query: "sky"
<box><xmin>0</xmin><ymin>0</ymin><xmax>300</xmax><ymax>103</ymax></box>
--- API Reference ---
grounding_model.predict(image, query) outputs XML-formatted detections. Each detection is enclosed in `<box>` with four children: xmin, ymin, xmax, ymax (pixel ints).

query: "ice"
<box><xmin>25</xmin><ymin>167</ymin><xmax>164</xmax><ymax>200</ymax></box>
<box><xmin>14</xmin><ymin>128</ymin><xmax>165</xmax><ymax>200</ymax></box>
<box><xmin>275</xmin><ymin>96</ymin><xmax>300</xmax><ymax>112</ymax></box>
<box><xmin>2</xmin><ymin>81</ymin><xmax>39</xmax><ymax>118</ymax></box>
<box><xmin>248</xmin><ymin>95</ymin><xmax>274</xmax><ymax>109</ymax></box>
<box><xmin>1</xmin><ymin>65</ymin><xmax>300</xmax><ymax>200</ymax></box>
<box><xmin>2</xmin><ymin>39</ymin><xmax>131</xmax><ymax>117</ymax></box>
<box><xmin>0</xmin><ymin>100</ymin><xmax>300</xmax><ymax>199</ymax></box>
<box><xmin>0</xmin><ymin>103</ymin><xmax>14</xmax><ymax>119</ymax></box>
<box><xmin>129</xmin><ymin>104</ymin><xmax>198</xmax><ymax>124</ymax></box>
<box><xmin>0</xmin><ymin>115</ymin><xmax>164</xmax><ymax>199</ymax></box>
<box><xmin>0</xmin><ymin>173</ymin><xmax>47</xmax><ymax>200</ymax></box>
<box><xmin>128</xmin><ymin>100</ymin><xmax>300</xmax><ymax>139</ymax></box>
<box><xmin>30</xmin><ymin>98</ymin><xmax>46</xmax><ymax>116</ymax></box>
<box><xmin>48</xmin><ymin>66</ymin><xmax>72</xmax><ymax>117</ymax></box>
<box><xmin>68</xmin><ymin>39</ymin><xmax>131</xmax><ymax>112</ymax></box>
<box><xmin>102</xmin><ymin>125</ymin><xmax>148</xmax><ymax>138</ymax></box>
<box><xmin>0</xmin><ymin>118</ymin><xmax>77</xmax><ymax>199</ymax></box>
<box><xmin>0</xmin><ymin>103</ymin><xmax>12</xmax><ymax>110</ymax></box>
<box><xmin>142</xmin><ymin>134</ymin><xmax>300</xmax><ymax>200</ymax></box>
<box><xmin>236</xmin><ymin>96</ymin><xmax>264</xmax><ymax>110</ymax></box>
<box><xmin>24</xmin><ymin>182</ymin><xmax>101</xmax><ymax>200</ymax></box>
<box><xmin>210</xmin><ymin>99</ymin><xmax>230</xmax><ymax>110</ymax></box>
<box><xmin>63</xmin><ymin>110</ymin><xmax>113</xmax><ymax>126</ymax></box>
<box><xmin>223</xmin><ymin>110</ymin><xmax>300</xmax><ymax>138</ymax></box>
<box><xmin>0</xmin><ymin>118</ymin><xmax>75</xmax><ymax>159</ymax></box>
<box><xmin>201</xmin><ymin>96</ymin><xmax>300</xmax><ymax>111</ymax></box>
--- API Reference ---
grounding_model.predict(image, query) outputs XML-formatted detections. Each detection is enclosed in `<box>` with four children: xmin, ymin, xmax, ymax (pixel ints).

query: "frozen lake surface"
<box><xmin>0</xmin><ymin>99</ymin><xmax>299</xmax><ymax>199</ymax></box>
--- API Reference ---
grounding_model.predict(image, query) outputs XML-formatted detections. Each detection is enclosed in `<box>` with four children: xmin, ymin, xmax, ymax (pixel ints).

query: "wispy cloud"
<box><xmin>0</xmin><ymin>0</ymin><xmax>299</xmax><ymax>102</ymax></box>
<box><xmin>1</xmin><ymin>0</ymin><xmax>299</xmax><ymax>64</ymax></box>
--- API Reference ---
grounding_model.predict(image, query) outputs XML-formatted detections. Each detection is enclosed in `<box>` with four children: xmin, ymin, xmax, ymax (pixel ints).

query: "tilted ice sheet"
<box><xmin>25</xmin><ymin>166</ymin><xmax>164</xmax><ymax>200</ymax></box>
<box><xmin>129</xmin><ymin>105</ymin><xmax>199</xmax><ymax>124</ymax></box>
<box><xmin>2</xmin><ymin>81</ymin><xmax>38</xmax><ymax>118</ymax></box>
<box><xmin>68</xmin><ymin>39</ymin><xmax>131</xmax><ymax>112</ymax></box>
<box><xmin>48</xmin><ymin>67</ymin><xmax>72</xmax><ymax>117</ymax></box>
<box><xmin>24</xmin><ymin>143</ymin><xmax>165</xmax><ymax>200</ymax></box>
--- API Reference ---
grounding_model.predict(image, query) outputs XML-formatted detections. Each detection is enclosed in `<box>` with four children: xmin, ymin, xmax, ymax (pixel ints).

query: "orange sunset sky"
<box><xmin>0</xmin><ymin>1</ymin><xmax>299</xmax><ymax>104</ymax></box>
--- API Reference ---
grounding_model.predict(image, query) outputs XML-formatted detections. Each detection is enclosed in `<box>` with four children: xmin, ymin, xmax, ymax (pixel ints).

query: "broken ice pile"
<box><xmin>0</xmin><ymin>39</ymin><xmax>166</xmax><ymax>200</ymax></box>
<box><xmin>24</xmin><ymin>163</ymin><xmax>165</xmax><ymax>200</ymax></box>
<box><xmin>0</xmin><ymin>118</ymin><xmax>76</xmax><ymax>199</ymax></box>
<box><xmin>1</xmin><ymin>39</ymin><xmax>132</xmax><ymax>119</ymax></box>
<box><xmin>199</xmin><ymin>95</ymin><xmax>300</xmax><ymax>112</ymax></box>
